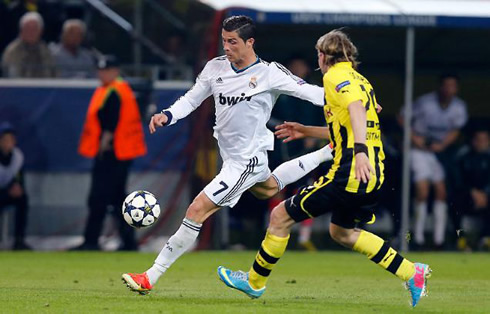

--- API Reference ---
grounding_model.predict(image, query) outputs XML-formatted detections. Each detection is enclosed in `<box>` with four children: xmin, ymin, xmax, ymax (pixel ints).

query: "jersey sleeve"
<box><xmin>163</xmin><ymin>61</ymin><xmax>214</xmax><ymax>125</ymax></box>
<box><xmin>452</xmin><ymin>100</ymin><xmax>468</xmax><ymax>129</ymax></box>
<box><xmin>268</xmin><ymin>62</ymin><xmax>324</xmax><ymax>107</ymax></box>
<box><xmin>324</xmin><ymin>72</ymin><xmax>364</xmax><ymax>108</ymax></box>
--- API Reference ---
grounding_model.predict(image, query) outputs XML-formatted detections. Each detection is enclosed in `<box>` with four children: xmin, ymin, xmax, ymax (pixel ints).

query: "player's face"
<box><xmin>472</xmin><ymin>131</ymin><xmax>489</xmax><ymax>152</ymax></box>
<box><xmin>317</xmin><ymin>50</ymin><xmax>328</xmax><ymax>74</ymax></box>
<box><xmin>63</xmin><ymin>25</ymin><xmax>84</xmax><ymax>49</ymax></box>
<box><xmin>222</xmin><ymin>30</ymin><xmax>253</xmax><ymax>66</ymax></box>
<box><xmin>97</xmin><ymin>68</ymin><xmax>120</xmax><ymax>85</ymax></box>
<box><xmin>288</xmin><ymin>59</ymin><xmax>310</xmax><ymax>79</ymax></box>
<box><xmin>0</xmin><ymin>133</ymin><xmax>16</xmax><ymax>155</ymax></box>
<box><xmin>439</xmin><ymin>78</ymin><xmax>458</xmax><ymax>101</ymax></box>
<box><xmin>21</xmin><ymin>20</ymin><xmax>42</xmax><ymax>45</ymax></box>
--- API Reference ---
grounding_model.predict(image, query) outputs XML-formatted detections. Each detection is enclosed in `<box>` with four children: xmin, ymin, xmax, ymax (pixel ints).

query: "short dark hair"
<box><xmin>470</xmin><ymin>122</ymin><xmax>489</xmax><ymax>136</ymax></box>
<box><xmin>222</xmin><ymin>15</ymin><xmax>256</xmax><ymax>42</ymax></box>
<box><xmin>439</xmin><ymin>73</ymin><xmax>460</xmax><ymax>84</ymax></box>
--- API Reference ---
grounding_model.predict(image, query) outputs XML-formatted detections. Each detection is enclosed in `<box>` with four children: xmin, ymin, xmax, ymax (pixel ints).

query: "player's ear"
<box><xmin>246</xmin><ymin>38</ymin><xmax>255</xmax><ymax>48</ymax></box>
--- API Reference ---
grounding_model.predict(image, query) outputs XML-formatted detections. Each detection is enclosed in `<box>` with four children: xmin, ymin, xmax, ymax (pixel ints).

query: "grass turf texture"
<box><xmin>1</xmin><ymin>251</ymin><xmax>489</xmax><ymax>313</ymax></box>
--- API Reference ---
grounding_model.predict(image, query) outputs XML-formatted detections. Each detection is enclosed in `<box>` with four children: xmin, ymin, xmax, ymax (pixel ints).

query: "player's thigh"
<box><xmin>249</xmin><ymin>175</ymin><xmax>278</xmax><ymax>199</ymax></box>
<box><xmin>330</xmin><ymin>190</ymin><xmax>378</xmax><ymax>230</ymax></box>
<box><xmin>203</xmin><ymin>153</ymin><xmax>270</xmax><ymax>208</ymax></box>
<box><xmin>429</xmin><ymin>157</ymin><xmax>446</xmax><ymax>183</ymax></box>
<box><xmin>284</xmin><ymin>176</ymin><xmax>339</xmax><ymax>223</ymax></box>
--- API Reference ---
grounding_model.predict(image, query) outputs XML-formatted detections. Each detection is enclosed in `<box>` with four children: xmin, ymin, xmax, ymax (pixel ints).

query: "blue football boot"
<box><xmin>405</xmin><ymin>263</ymin><xmax>432</xmax><ymax>307</ymax></box>
<box><xmin>217</xmin><ymin>266</ymin><xmax>265</xmax><ymax>299</ymax></box>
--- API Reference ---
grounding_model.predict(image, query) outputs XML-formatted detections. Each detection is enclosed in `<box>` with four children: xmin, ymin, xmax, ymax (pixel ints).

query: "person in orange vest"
<box><xmin>74</xmin><ymin>55</ymin><xmax>146</xmax><ymax>251</ymax></box>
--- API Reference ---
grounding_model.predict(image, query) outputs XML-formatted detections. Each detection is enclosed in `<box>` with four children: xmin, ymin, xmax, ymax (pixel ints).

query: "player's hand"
<box><xmin>275</xmin><ymin>121</ymin><xmax>306</xmax><ymax>143</ymax></box>
<box><xmin>354</xmin><ymin>152</ymin><xmax>374</xmax><ymax>184</ymax></box>
<box><xmin>8</xmin><ymin>182</ymin><xmax>23</xmax><ymax>198</ymax></box>
<box><xmin>430</xmin><ymin>142</ymin><xmax>445</xmax><ymax>153</ymax></box>
<box><xmin>98</xmin><ymin>131</ymin><xmax>113</xmax><ymax>158</ymax></box>
<box><xmin>471</xmin><ymin>189</ymin><xmax>488</xmax><ymax>209</ymax></box>
<box><xmin>149</xmin><ymin>113</ymin><xmax>168</xmax><ymax>134</ymax></box>
<box><xmin>376</xmin><ymin>103</ymin><xmax>383</xmax><ymax>113</ymax></box>
<box><xmin>412</xmin><ymin>135</ymin><xmax>426</xmax><ymax>149</ymax></box>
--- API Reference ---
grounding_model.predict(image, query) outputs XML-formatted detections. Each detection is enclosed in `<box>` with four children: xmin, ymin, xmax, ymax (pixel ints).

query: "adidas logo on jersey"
<box><xmin>216</xmin><ymin>77</ymin><xmax>224</xmax><ymax>84</ymax></box>
<box><xmin>218</xmin><ymin>93</ymin><xmax>253</xmax><ymax>106</ymax></box>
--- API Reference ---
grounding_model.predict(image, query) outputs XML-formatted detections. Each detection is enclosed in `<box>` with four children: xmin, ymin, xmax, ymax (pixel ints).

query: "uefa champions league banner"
<box><xmin>0</xmin><ymin>82</ymin><xmax>190</xmax><ymax>172</ymax></box>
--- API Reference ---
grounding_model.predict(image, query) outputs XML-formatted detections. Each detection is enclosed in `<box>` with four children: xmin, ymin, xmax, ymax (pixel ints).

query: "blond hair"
<box><xmin>315</xmin><ymin>29</ymin><xmax>358</xmax><ymax>69</ymax></box>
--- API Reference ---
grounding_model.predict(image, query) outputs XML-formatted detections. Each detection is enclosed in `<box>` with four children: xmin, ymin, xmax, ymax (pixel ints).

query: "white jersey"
<box><xmin>164</xmin><ymin>56</ymin><xmax>324</xmax><ymax>162</ymax></box>
<box><xmin>411</xmin><ymin>92</ymin><xmax>468</xmax><ymax>143</ymax></box>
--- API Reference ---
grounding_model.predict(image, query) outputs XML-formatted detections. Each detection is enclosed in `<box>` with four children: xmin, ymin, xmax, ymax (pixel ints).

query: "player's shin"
<box><xmin>353</xmin><ymin>230</ymin><xmax>415</xmax><ymax>281</ymax></box>
<box><xmin>272</xmin><ymin>145</ymin><xmax>333</xmax><ymax>190</ymax></box>
<box><xmin>146</xmin><ymin>218</ymin><xmax>202</xmax><ymax>285</ymax></box>
<box><xmin>248</xmin><ymin>231</ymin><xmax>290</xmax><ymax>290</ymax></box>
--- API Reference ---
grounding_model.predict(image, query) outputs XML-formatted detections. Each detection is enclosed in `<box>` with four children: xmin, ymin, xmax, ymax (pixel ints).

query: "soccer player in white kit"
<box><xmin>409</xmin><ymin>75</ymin><xmax>467</xmax><ymax>248</ymax></box>
<box><xmin>122</xmin><ymin>15</ymin><xmax>332</xmax><ymax>293</ymax></box>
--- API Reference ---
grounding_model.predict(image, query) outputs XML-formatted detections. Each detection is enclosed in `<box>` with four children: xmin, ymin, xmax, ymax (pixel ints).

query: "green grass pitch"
<box><xmin>1</xmin><ymin>251</ymin><xmax>489</xmax><ymax>313</ymax></box>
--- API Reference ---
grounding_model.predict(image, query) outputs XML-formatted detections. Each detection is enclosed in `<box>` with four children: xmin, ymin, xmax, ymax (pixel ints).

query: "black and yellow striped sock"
<box><xmin>248</xmin><ymin>231</ymin><xmax>289</xmax><ymax>290</ymax></box>
<box><xmin>353</xmin><ymin>230</ymin><xmax>415</xmax><ymax>281</ymax></box>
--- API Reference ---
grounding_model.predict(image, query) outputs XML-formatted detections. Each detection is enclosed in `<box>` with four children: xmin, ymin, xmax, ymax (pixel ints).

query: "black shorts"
<box><xmin>284</xmin><ymin>177</ymin><xmax>378</xmax><ymax>229</ymax></box>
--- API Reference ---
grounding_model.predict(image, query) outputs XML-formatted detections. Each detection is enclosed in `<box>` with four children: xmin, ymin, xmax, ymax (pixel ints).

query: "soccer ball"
<box><xmin>122</xmin><ymin>190</ymin><xmax>161</xmax><ymax>228</ymax></box>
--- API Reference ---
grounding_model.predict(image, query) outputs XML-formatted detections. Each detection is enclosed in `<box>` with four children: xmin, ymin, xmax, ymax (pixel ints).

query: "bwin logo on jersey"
<box><xmin>219</xmin><ymin>93</ymin><xmax>252</xmax><ymax>106</ymax></box>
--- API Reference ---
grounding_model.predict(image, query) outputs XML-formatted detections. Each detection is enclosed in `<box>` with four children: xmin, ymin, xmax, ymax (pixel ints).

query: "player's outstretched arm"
<box><xmin>275</xmin><ymin>121</ymin><xmax>329</xmax><ymax>142</ymax></box>
<box><xmin>149</xmin><ymin>113</ymin><xmax>168</xmax><ymax>134</ymax></box>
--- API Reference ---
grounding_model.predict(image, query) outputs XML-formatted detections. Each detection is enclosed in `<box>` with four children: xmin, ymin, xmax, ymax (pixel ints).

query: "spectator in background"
<box><xmin>74</xmin><ymin>56</ymin><xmax>147</xmax><ymax>251</ymax></box>
<box><xmin>161</xmin><ymin>32</ymin><xmax>192</xmax><ymax>80</ymax></box>
<box><xmin>0</xmin><ymin>0</ymin><xmax>42</xmax><ymax>53</ymax></box>
<box><xmin>50</xmin><ymin>19</ymin><xmax>95</xmax><ymax>78</ymax></box>
<box><xmin>1</xmin><ymin>11</ymin><xmax>55</xmax><ymax>78</ymax></box>
<box><xmin>408</xmin><ymin>74</ymin><xmax>468</xmax><ymax>249</ymax></box>
<box><xmin>452</xmin><ymin>127</ymin><xmax>490</xmax><ymax>251</ymax></box>
<box><xmin>0</xmin><ymin>122</ymin><xmax>30</xmax><ymax>250</ymax></box>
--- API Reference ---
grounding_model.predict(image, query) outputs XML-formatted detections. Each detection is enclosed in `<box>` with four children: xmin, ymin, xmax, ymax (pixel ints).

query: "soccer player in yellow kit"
<box><xmin>218</xmin><ymin>29</ymin><xmax>431</xmax><ymax>307</ymax></box>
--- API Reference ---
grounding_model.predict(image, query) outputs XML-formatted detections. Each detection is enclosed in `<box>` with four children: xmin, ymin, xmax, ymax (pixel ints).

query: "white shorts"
<box><xmin>410</xmin><ymin>149</ymin><xmax>445</xmax><ymax>183</ymax></box>
<box><xmin>204</xmin><ymin>151</ymin><xmax>271</xmax><ymax>208</ymax></box>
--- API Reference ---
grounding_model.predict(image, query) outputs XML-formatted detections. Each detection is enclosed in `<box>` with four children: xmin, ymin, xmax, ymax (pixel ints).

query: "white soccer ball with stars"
<box><xmin>122</xmin><ymin>190</ymin><xmax>161</xmax><ymax>228</ymax></box>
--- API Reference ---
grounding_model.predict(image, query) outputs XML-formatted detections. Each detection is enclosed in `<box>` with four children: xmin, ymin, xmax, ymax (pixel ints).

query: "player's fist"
<box><xmin>149</xmin><ymin>113</ymin><xmax>168</xmax><ymax>134</ymax></box>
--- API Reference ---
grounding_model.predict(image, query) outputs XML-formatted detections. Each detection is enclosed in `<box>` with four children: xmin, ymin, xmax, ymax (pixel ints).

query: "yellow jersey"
<box><xmin>322</xmin><ymin>62</ymin><xmax>385</xmax><ymax>193</ymax></box>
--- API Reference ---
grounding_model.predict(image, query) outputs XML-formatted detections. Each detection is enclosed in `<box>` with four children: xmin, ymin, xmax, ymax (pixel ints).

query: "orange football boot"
<box><xmin>122</xmin><ymin>272</ymin><xmax>153</xmax><ymax>295</ymax></box>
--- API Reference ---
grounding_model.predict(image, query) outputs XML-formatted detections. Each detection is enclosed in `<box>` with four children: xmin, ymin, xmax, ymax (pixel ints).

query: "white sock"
<box><xmin>272</xmin><ymin>145</ymin><xmax>333</xmax><ymax>190</ymax></box>
<box><xmin>146</xmin><ymin>218</ymin><xmax>202</xmax><ymax>285</ymax></box>
<box><xmin>433</xmin><ymin>200</ymin><xmax>447</xmax><ymax>246</ymax></box>
<box><xmin>414</xmin><ymin>202</ymin><xmax>427</xmax><ymax>245</ymax></box>
<box><xmin>298</xmin><ymin>224</ymin><xmax>312</xmax><ymax>244</ymax></box>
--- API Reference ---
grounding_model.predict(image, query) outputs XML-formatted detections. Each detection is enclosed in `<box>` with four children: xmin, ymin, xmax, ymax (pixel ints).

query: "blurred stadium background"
<box><xmin>1</xmin><ymin>0</ymin><xmax>490</xmax><ymax>253</ymax></box>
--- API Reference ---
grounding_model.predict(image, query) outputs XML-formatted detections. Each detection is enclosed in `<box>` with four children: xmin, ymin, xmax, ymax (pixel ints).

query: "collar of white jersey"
<box><xmin>230</xmin><ymin>56</ymin><xmax>260</xmax><ymax>73</ymax></box>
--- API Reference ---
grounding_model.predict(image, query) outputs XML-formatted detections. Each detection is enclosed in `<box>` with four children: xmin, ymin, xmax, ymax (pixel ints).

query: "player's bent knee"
<box><xmin>256</xmin><ymin>187</ymin><xmax>277</xmax><ymax>200</ymax></box>
<box><xmin>269</xmin><ymin>203</ymin><xmax>295</xmax><ymax>230</ymax></box>
<box><xmin>250</xmin><ymin>179</ymin><xmax>279</xmax><ymax>200</ymax></box>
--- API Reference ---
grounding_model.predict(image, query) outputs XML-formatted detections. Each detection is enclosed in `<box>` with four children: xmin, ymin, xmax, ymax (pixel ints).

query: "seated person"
<box><xmin>49</xmin><ymin>19</ymin><xmax>95</xmax><ymax>78</ymax></box>
<box><xmin>452</xmin><ymin>127</ymin><xmax>490</xmax><ymax>250</ymax></box>
<box><xmin>0</xmin><ymin>122</ymin><xmax>30</xmax><ymax>250</ymax></box>
<box><xmin>1</xmin><ymin>12</ymin><xmax>55</xmax><ymax>78</ymax></box>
